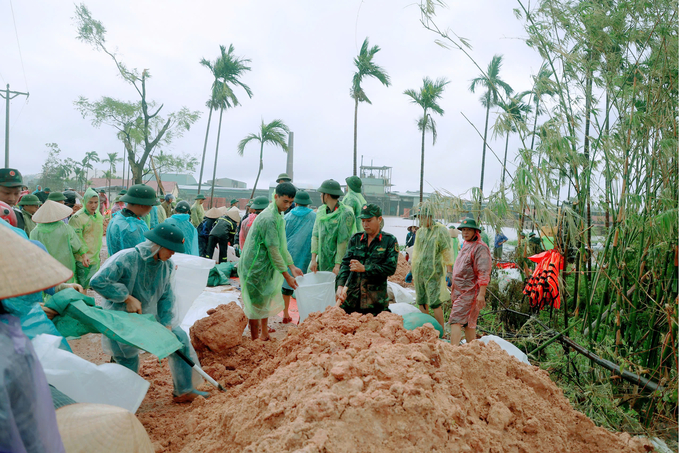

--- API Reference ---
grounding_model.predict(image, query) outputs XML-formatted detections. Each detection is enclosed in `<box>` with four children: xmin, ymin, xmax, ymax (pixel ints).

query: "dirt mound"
<box><xmin>190</xmin><ymin>302</ymin><xmax>248</xmax><ymax>353</ymax></box>
<box><xmin>170</xmin><ymin>308</ymin><xmax>651</xmax><ymax>453</ymax></box>
<box><xmin>389</xmin><ymin>253</ymin><xmax>412</xmax><ymax>288</ymax></box>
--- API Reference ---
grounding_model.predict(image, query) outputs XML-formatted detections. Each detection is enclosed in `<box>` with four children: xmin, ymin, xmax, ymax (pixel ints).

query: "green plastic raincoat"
<box><xmin>342</xmin><ymin>189</ymin><xmax>366</xmax><ymax>233</ymax></box>
<box><xmin>238</xmin><ymin>203</ymin><xmax>293</xmax><ymax>320</ymax></box>
<box><xmin>310</xmin><ymin>202</ymin><xmax>355</xmax><ymax>272</ymax></box>
<box><xmin>21</xmin><ymin>210</ymin><xmax>37</xmax><ymax>236</ymax></box>
<box><xmin>190</xmin><ymin>201</ymin><xmax>205</xmax><ymax>227</ymax></box>
<box><xmin>411</xmin><ymin>223</ymin><xmax>453</xmax><ymax>309</ymax></box>
<box><xmin>156</xmin><ymin>204</ymin><xmax>167</xmax><ymax>223</ymax></box>
<box><xmin>30</xmin><ymin>221</ymin><xmax>84</xmax><ymax>284</ymax></box>
<box><xmin>451</xmin><ymin>237</ymin><xmax>460</xmax><ymax>264</ymax></box>
<box><xmin>69</xmin><ymin>188</ymin><xmax>104</xmax><ymax>288</ymax></box>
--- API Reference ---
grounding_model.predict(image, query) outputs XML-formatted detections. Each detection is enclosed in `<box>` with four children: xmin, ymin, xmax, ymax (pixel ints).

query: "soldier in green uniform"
<box><xmin>343</xmin><ymin>175</ymin><xmax>367</xmax><ymax>233</ymax></box>
<box><xmin>0</xmin><ymin>168</ymin><xmax>26</xmax><ymax>231</ymax></box>
<box><xmin>190</xmin><ymin>194</ymin><xmax>206</xmax><ymax>227</ymax></box>
<box><xmin>335</xmin><ymin>204</ymin><xmax>399</xmax><ymax>315</ymax></box>
<box><xmin>17</xmin><ymin>194</ymin><xmax>41</xmax><ymax>236</ymax></box>
<box><xmin>528</xmin><ymin>232</ymin><xmax>544</xmax><ymax>256</ymax></box>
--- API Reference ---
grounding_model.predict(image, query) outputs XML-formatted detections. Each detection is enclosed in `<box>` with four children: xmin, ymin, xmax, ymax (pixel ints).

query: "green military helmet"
<box><xmin>195</xmin><ymin>194</ymin><xmax>206</xmax><ymax>200</ymax></box>
<box><xmin>43</xmin><ymin>188</ymin><xmax>52</xmax><ymax>193</ymax></box>
<box><xmin>47</xmin><ymin>192</ymin><xmax>67</xmax><ymax>202</ymax></box>
<box><xmin>99</xmin><ymin>189</ymin><xmax>106</xmax><ymax>194</ymax></box>
<box><xmin>251</xmin><ymin>196</ymin><xmax>270</xmax><ymax>210</ymax></box>
<box><xmin>120</xmin><ymin>184</ymin><xmax>160</xmax><ymax>206</ymax></box>
<box><xmin>457</xmin><ymin>217</ymin><xmax>482</xmax><ymax>231</ymax></box>
<box><xmin>118</xmin><ymin>189</ymin><xmax>127</xmax><ymax>195</ymax></box>
<box><xmin>18</xmin><ymin>194</ymin><xmax>41</xmax><ymax>206</ymax></box>
<box><xmin>317</xmin><ymin>179</ymin><xmax>343</xmax><ymax>196</ymax></box>
<box><xmin>144</xmin><ymin>223</ymin><xmax>185</xmax><ymax>253</ymax></box>
<box><xmin>345</xmin><ymin>176</ymin><xmax>362</xmax><ymax>193</ymax></box>
<box><xmin>230</xmin><ymin>198</ymin><xmax>238</xmax><ymax>205</ymax></box>
<box><xmin>294</xmin><ymin>190</ymin><xmax>311</xmax><ymax>206</ymax></box>
<box><xmin>358</xmin><ymin>203</ymin><xmax>382</xmax><ymax>219</ymax></box>
<box><xmin>0</xmin><ymin>168</ymin><xmax>23</xmax><ymax>188</ymax></box>
<box><xmin>246</xmin><ymin>199</ymin><xmax>254</xmax><ymax>207</ymax></box>
<box><xmin>276</xmin><ymin>173</ymin><xmax>291</xmax><ymax>182</ymax></box>
<box><xmin>529</xmin><ymin>232</ymin><xmax>537</xmax><ymax>237</ymax></box>
<box><xmin>174</xmin><ymin>200</ymin><xmax>191</xmax><ymax>214</ymax></box>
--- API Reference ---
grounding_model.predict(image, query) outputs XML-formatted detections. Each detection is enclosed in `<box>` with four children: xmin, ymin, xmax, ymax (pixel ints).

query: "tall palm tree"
<box><xmin>493</xmin><ymin>93</ymin><xmax>531</xmax><ymax>189</ymax></box>
<box><xmin>80</xmin><ymin>151</ymin><xmax>100</xmax><ymax>191</ymax></box>
<box><xmin>237</xmin><ymin>119</ymin><xmax>290</xmax><ymax>199</ymax></box>
<box><xmin>198</xmin><ymin>45</ymin><xmax>253</xmax><ymax>202</ymax></box>
<box><xmin>469</xmin><ymin>54</ymin><xmax>513</xmax><ymax>198</ymax></box>
<box><xmin>101</xmin><ymin>151</ymin><xmax>122</xmax><ymax>199</ymax></box>
<box><xmin>404</xmin><ymin>77</ymin><xmax>449</xmax><ymax>203</ymax></box>
<box><xmin>528</xmin><ymin>64</ymin><xmax>556</xmax><ymax>152</ymax></box>
<box><xmin>351</xmin><ymin>37</ymin><xmax>391</xmax><ymax>176</ymax></box>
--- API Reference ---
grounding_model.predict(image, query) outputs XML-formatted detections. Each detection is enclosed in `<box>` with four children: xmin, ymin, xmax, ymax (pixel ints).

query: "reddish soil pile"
<box><xmin>389</xmin><ymin>253</ymin><xmax>412</xmax><ymax>288</ymax></box>
<box><xmin>149</xmin><ymin>308</ymin><xmax>650</xmax><ymax>453</ymax></box>
<box><xmin>190</xmin><ymin>302</ymin><xmax>248</xmax><ymax>353</ymax></box>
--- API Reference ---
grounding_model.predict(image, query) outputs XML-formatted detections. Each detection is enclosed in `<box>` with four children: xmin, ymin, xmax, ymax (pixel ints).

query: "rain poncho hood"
<box><xmin>106</xmin><ymin>209</ymin><xmax>150</xmax><ymax>257</ymax></box>
<box><xmin>29</xmin><ymin>220</ymin><xmax>83</xmax><ymax>283</ymax></box>
<box><xmin>190</xmin><ymin>200</ymin><xmax>205</xmax><ymax>227</ymax></box>
<box><xmin>283</xmin><ymin>206</ymin><xmax>316</xmax><ymax>289</ymax></box>
<box><xmin>238</xmin><ymin>203</ymin><xmax>293</xmax><ymax>319</ymax></box>
<box><xmin>411</xmin><ymin>223</ymin><xmax>453</xmax><ymax>307</ymax></box>
<box><xmin>342</xmin><ymin>189</ymin><xmax>367</xmax><ymax>233</ymax></box>
<box><xmin>310</xmin><ymin>201</ymin><xmax>355</xmax><ymax>272</ymax></box>
<box><xmin>449</xmin><ymin>235</ymin><xmax>492</xmax><ymax>329</ymax></box>
<box><xmin>164</xmin><ymin>213</ymin><xmax>199</xmax><ymax>256</ymax></box>
<box><xmin>69</xmin><ymin>188</ymin><xmax>104</xmax><ymax>288</ymax></box>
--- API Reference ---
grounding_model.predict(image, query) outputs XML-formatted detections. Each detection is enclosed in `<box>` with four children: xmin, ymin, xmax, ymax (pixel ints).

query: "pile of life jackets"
<box><xmin>523</xmin><ymin>250</ymin><xmax>564</xmax><ymax>310</ymax></box>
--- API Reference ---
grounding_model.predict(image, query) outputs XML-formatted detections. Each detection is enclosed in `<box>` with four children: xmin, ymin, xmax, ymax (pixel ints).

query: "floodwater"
<box><xmin>382</xmin><ymin>216</ymin><xmax>519</xmax><ymax>246</ymax></box>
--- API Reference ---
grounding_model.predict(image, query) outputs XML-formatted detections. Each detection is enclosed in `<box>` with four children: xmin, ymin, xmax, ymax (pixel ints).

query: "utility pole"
<box><xmin>1</xmin><ymin>84</ymin><xmax>30</xmax><ymax>168</ymax></box>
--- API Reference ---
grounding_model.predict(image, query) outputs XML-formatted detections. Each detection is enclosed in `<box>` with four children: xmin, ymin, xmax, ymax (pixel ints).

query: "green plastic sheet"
<box><xmin>402</xmin><ymin>312</ymin><xmax>444</xmax><ymax>338</ymax></box>
<box><xmin>207</xmin><ymin>262</ymin><xmax>237</xmax><ymax>287</ymax></box>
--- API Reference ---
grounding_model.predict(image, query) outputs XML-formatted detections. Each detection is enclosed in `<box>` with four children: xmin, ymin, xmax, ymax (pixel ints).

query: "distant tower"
<box><xmin>286</xmin><ymin>131</ymin><xmax>294</xmax><ymax>181</ymax></box>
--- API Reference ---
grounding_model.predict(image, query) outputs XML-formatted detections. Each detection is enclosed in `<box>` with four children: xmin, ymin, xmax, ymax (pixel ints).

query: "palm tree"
<box><xmin>101</xmin><ymin>152</ymin><xmax>122</xmax><ymax>199</ymax></box>
<box><xmin>351</xmin><ymin>37</ymin><xmax>391</xmax><ymax>176</ymax></box>
<box><xmin>493</xmin><ymin>93</ymin><xmax>531</xmax><ymax>189</ymax></box>
<box><xmin>203</xmin><ymin>45</ymin><xmax>253</xmax><ymax>207</ymax></box>
<box><xmin>237</xmin><ymin>119</ymin><xmax>290</xmax><ymax>199</ymax></box>
<box><xmin>404</xmin><ymin>77</ymin><xmax>449</xmax><ymax>203</ymax></box>
<box><xmin>528</xmin><ymin>64</ymin><xmax>556</xmax><ymax>152</ymax></box>
<box><xmin>80</xmin><ymin>151</ymin><xmax>99</xmax><ymax>191</ymax></box>
<box><xmin>469</xmin><ymin>54</ymin><xmax>513</xmax><ymax>198</ymax></box>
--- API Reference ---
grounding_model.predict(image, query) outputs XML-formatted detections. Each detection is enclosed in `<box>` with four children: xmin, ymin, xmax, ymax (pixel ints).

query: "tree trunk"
<box><xmin>419</xmin><ymin>111</ymin><xmax>426</xmax><ymax>203</ymax></box>
<box><xmin>197</xmin><ymin>107</ymin><xmax>214</xmax><ymax>196</ymax></box>
<box><xmin>250</xmin><ymin>141</ymin><xmax>265</xmax><ymax>200</ymax></box>
<box><xmin>353</xmin><ymin>97</ymin><xmax>359</xmax><ymax>177</ymax></box>
<box><xmin>208</xmin><ymin>108</ymin><xmax>224</xmax><ymax>208</ymax></box>
<box><xmin>121</xmin><ymin>145</ymin><xmax>126</xmax><ymax>189</ymax></box>
<box><xmin>584</xmin><ymin>51</ymin><xmax>593</xmax><ymax>282</ymax></box>
<box><xmin>131</xmin><ymin>162</ymin><xmax>143</xmax><ymax>185</ymax></box>
<box><xmin>501</xmin><ymin>131</ymin><xmax>510</xmax><ymax>188</ymax></box>
<box><xmin>478</xmin><ymin>93</ymin><xmax>491</xmax><ymax>218</ymax></box>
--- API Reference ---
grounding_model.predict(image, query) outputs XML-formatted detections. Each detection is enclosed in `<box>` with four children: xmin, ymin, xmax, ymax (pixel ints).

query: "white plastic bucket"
<box><xmin>295</xmin><ymin>271</ymin><xmax>336</xmax><ymax>323</ymax></box>
<box><xmin>171</xmin><ymin>254</ymin><xmax>215</xmax><ymax>324</ymax></box>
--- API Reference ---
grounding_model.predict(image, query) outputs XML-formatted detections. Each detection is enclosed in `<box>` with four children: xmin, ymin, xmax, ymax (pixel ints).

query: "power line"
<box><xmin>9</xmin><ymin>0</ymin><xmax>29</xmax><ymax>91</ymax></box>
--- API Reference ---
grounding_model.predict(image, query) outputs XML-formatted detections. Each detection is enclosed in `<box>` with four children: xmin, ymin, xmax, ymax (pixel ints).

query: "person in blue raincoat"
<box><xmin>90</xmin><ymin>223</ymin><xmax>209</xmax><ymax>403</ymax></box>
<box><xmin>281</xmin><ymin>190</ymin><xmax>316</xmax><ymax>323</ymax></box>
<box><xmin>106</xmin><ymin>184</ymin><xmax>159</xmax><ymax>256</ymax></box>
<box><xmin>163</xmin><ymin>201</ymin><xmax>199</xmax><ymax>256</ymax></box>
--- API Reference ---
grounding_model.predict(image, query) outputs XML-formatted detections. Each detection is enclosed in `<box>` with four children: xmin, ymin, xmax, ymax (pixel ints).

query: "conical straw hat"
<box><xmin>32</xmin><ymin>200</ymin><xmax>74</xmax><ymax>223</ymax></box>
<box><xmin>0</xmin><ymin>225</ymin><xmax>73</xmax><ymax>298</ymax></box>
<box><xmin>56</xmin><ymin>403</ymin><xmax>154</xmax><ymax>453</ymax></box>
<box><xmin>217</xmin><ymin>206</ymin><xmax>229</xmax><ymax>216</ymax></box>
<box><xmin>226</xmin><ymin>206</ymin><xmax>241</xmax><ymax>222</ymax></box>
<box><xmin>204</xmin><ymin>207</ymin><xmax>221</xmax><ymax>219</ymax></box>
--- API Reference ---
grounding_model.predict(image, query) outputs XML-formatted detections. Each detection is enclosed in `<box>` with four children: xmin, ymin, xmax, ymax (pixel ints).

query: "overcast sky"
<box><xmin>0</xmin><ymin>0</ymin><xmax>545</xmax><ymax>195</ymax></box>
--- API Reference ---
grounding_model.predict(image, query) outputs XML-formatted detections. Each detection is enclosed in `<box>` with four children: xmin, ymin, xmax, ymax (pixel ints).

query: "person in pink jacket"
<box><xmin>449</xmin><ymin>218</ymin><xmax>492</xmax><ymax>346</ymax></box>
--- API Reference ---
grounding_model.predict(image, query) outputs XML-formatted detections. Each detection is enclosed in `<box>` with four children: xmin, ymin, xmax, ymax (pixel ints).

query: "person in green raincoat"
<box><xmin>343</xmin><ymin>176</ymin><xmax>367</xmax><ymax>233</ymax></box>
<box><xmin>68</xmin><ymin>188</ymin><xmax>104</xmax><ymax>288</ymax></box>
<box><xmin>448</xmin><ymin>226</ymin><xmax>460</xmax><ymax>264</ymax></box>
<box><xmin>17</xmin><ymin>194</ymin><xmax>41</xmax><ymax>236</ymax></box>
<box><xmin>190</xmin><ymin>194</ymin><xmax>206</xmax><ymax>227</ymax></box>
<box><xmin>411</xmin><ymin>205</ymin><xmax>453</xmax><ymax>328</ymax></box>
<box><xmin>238</xmin><ymin>183</ymin><xmax>303</xmax><ymax>341</ymax></box>
<box><xmin>309</xmin><ymin>179</ymin><xmax>356</xmax><ymax>275</ymax></box>
<box><xmin>30</xmin><ymin>200</ymin><xmax>85</xmax><ymax>283</ymax></box>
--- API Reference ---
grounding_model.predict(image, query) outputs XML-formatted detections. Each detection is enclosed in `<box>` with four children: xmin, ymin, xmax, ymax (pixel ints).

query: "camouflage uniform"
<box><xmin>336</xmin><ymin>208</ymin><xmax>399</xmax><ymax>315</ymax></box>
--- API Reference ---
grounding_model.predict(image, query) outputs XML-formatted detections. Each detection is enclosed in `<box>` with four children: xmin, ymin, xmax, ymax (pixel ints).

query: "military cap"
<box><xmin>174</xmin><ymin>200</ymin><xmax>191</xmax><ymax>214</ymax></box>
<box><xmin>99</xmin><ymin>189</ymin><xmax>106</xmax><ymax>194</ymax></box>
<box><xmin>317</xmin><ymin>179</ymin><xmax>343</xmax><ymax>196</ymax></box>
<box><xmin>251</xmin><ymin>196</ymin><xmax>270</xmax><ymax>210</ymax></box>
<box><xmin>0</xmin><ymin>168</ymin><xmax>23</xmax><ymax>187</ymax></box>
<box><xmin>47</xmin><ymin>192</ymin><xmax>67</xmax><ymax>202</ymax></box>
<box><xmin>230</xmin><ymin>198</ymin><xmax>238</xmax><ymax>205</ymax></box>
<box><xmin>118</xmin><ymin>189</ymin><xmax>127</xmax><ymax>195</ymax></box>
<box><xmin>457</xmin><ymin>218</ymin><xmax>482</xmax><ymax>231</ymax></box>
<box><xmin>144</xmin><ymin>223</ymin><xmax>185</xmax><ymax>253</ymax></box>
<box><xmin>276</xmin><ymin>173</ymin><xmax>291</xmax><ymax>182</ymax></box>
<box><xmin>18</xmin><ymin>194</ymin><xmax>41</xmax><ymax>206</ymax></box>
<box><xmin>120</xmin><ymin>184</ymin><xmax>160</xmax><ymax>206</ymax></box>
<box><xmin>195</xmin><ymin>194</ymin><xmax>206</xmax><ymax>200</ymax></box>
<box><xmin>345</xmin><ymin>176</ymin><xmax>362</xmax><ymax>193</ymax></box>
<box><xmin>43</xmin><ymin>188</ymin><xmax>52</xmax><ymax>193</ymax></box>
<box><xmin>294</xmin><ymin>190</ymin><xmax>311</xmax><ymax>206</ymax></box>
<box><xmin>358</xmin><ymin>203</ymin><xmax>382</xmax><ymax>219</ymax></box>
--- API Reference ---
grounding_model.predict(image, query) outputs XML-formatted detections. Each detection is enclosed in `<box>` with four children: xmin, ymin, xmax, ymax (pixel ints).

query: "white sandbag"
<box><xmin>295</xmin><ymin>272</ymin><xmax>336</xmax><ymax>323</ymax></box>
<box><xmin>171</xmin><ymin>254</ymin><xmax>215</xmax><ymax>324</ymax></box>
<box><xmin>180</xmin><ymin>291</ymin><xmax>241</xmax><ymax>336</ymax></box>
<box><xmin>479</xmin><ymin>335</ymin><xmax>530</xmax><ymax>365</ymax></box>
<box><xmin>32</xmin><ymin>334</ymin><xmax>149</xmax><ymax>413</ymax></box>
<box><xmin>388</xmin><ymin>302</ymin><xmax>421</xmax><ymax>316</ymax></box>
<box><xmin>387</xmin><ymin>281</ymin><xmax>416</xmax><ymax>305</ymax></box>
<box><xmin>496</xmin><ymin>268</ymin><xmax>523</xmax><ymax>294</ymax></box>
